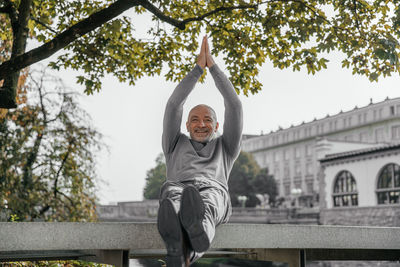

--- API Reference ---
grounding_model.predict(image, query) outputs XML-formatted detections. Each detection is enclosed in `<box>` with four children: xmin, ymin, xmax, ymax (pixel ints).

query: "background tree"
<box><xmin>143</xmin><ymin>151</ymin><xmax>278</xmax><ymax>207</ymax></box>
<box><xmin>251</xmin><ymin>167</ymin><xmax>278</xmax><ymax>206</ymax></box>
<box><xmin>0</xmin><ymin>67</ymin><xmax>104</xmax><ymax>222</ymax></box>
<box><xmin>1</xmin><ymin>0</ymin><xmax>400</xmax><ymax>108</ymax></box>
<box><xmin>143</xmin><ymin>153</ymin><xmax>166</xmax><ymax>199</ymax></box>
<box><xmin>228</xmin><ymin>151</ymin><xmax>260</xmax><ymax>207</ymax></box>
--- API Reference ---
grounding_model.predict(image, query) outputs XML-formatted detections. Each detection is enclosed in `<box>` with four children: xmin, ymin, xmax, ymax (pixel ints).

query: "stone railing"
<box><xmin>229</xmin><ymin>207</ymin><xmax>319</xmax><ymax>224</ymax></box>
<box><xmin>97</xmin><ymin>200</ymin><xmax>159</xmax><ymax>222</ymax></box>
<box><xmin>97</xmin><ymin>201</ymin><xmax>320</xmax><ymax>224</ymax></box>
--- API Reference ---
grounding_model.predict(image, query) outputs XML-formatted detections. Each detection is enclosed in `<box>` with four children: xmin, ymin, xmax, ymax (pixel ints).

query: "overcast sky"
<box><xmin>28</xmin><ymin>11</ymin><xmax>400</xmax><ymax>205</ymax></box>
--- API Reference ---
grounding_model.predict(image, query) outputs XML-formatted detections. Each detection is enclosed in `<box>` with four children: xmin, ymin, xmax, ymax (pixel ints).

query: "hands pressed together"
<box><xmin>197</xmin><ymin>35</ymin><xmax>215</xmax><ymax>69</ymax></box>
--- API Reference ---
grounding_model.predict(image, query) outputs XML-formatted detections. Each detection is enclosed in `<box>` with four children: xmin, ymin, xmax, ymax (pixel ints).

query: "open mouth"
<box><xmin>195</xmin><ymin>130</ymin><xmax>209</xmax><ymax>135</ymax></box>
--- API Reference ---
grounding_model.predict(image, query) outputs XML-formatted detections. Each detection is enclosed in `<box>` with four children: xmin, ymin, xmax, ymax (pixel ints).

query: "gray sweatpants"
<box><xmin>159</xmin><ymin>178</ymin><xmax>232</xmax><ymax>262</ymax></box>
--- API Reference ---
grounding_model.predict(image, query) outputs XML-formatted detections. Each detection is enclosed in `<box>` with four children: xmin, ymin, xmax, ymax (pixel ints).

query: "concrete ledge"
<box><xmin>1</xmin><ymin>223</ymin><xmax>400</xmax><ymax>267</ymax></box>
<box><xmin>213</xmin><ymin>224</ymin><xmax>400</xmax><ymax>249</ymax></box>
<box><xmin>1</xmin><ymin>223</ymin><xmax>399</xmax><ymax>250</ymax></box>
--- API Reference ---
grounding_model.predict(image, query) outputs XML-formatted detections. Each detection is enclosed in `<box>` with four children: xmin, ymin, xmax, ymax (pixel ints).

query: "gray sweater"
<box><xmin>162</xmin><ymin>64</ymin><xmax>243</xmax><ymax>190</ymax></box>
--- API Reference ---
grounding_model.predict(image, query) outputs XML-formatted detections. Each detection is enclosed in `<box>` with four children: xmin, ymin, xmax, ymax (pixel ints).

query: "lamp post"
<box><xmin>0</xmin><ymin>199</ymin><xmax>9</xmax><ymax>222</ymax></box>
<box><xmin>291</xmin><ymin>188</ymin><xmax>302</xmax><ymax>207</ymax></box>
<box><xmin>237</xmin><ymin>195</ymin><xmax>248</xmax><ymax>208</ymax></box>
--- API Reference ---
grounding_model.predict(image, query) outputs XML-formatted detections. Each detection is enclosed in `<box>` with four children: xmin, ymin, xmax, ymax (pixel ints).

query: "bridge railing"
<box><xmin>1</xmin><ymin>222</ymin><xmax>399</xmax><ymax>267</ymax></box>
<box><xmin>97</xmin><ymin>202</ymin><xmax>320</xmax><ymax>224</ymax></box>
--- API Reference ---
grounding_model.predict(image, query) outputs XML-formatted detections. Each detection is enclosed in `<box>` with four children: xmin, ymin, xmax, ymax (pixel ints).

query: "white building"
<box><xmin>242</xmin><ymin>97</ymin><xmax>400</xmax><ymax>205</ymax></box>
<box><xmin>319</xmin><ymin>143</ymin><xmax>400</xmax><ymax>209</ymax></box>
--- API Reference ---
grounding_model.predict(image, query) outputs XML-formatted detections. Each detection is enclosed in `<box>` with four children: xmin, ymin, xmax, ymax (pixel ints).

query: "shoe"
<box><xmin>157</xmin><ymin>199</ymin><xmax>185</xmax><ymax>267</ymax></box>
<box><xmin>180</xmin><ymin>185</ymin><xmax>210</xmax><ymax>253</ymax></box>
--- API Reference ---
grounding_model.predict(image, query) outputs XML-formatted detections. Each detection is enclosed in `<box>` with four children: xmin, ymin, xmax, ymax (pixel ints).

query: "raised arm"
<box><xmin>162</xmin><ymin>65</ymin><xmax>203</xmax><ymax>154</ymax></box>
<box><xmin>206</xmin><ymin>38</ymin><xmax>243</xmax><ymax>157</ymax></box>
<box><xmin>162</xmin><ymin>37</ymin><xmax>207</xmax><ymax>154</ymax></box>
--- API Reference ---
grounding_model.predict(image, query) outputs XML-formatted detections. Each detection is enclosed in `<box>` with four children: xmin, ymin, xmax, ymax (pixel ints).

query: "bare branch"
<box><xmin>22</xmin><ymin>132</ymin><xmax>43</xmax><ymax>189</ymax></box>
<box><xmin>30</xmin><ymin>14</ymin><xmax>58</xmax><ymax>34</ymax></box>
<box><xmin>37</xmin><ymin>70</ymin><xmax>48</xmax><ymax>122</ymax></box>
<box><xmin>57</xmin><ymin>189</ymin><xmax>74</xmax><ymax>204</ymax></box>
<box><xmin>22</xmin><ymin>79</ymin><xmax>45</xmax><ymax>189</ymax></box>
<box><xmin>53</xmin><ymin>145</ymin><xmax>71</xmax><ymax>198</ymax></box>
<box><xmin>38</xmin><ymin>205</ymin><xmax>50</xmax><ymax>216</ymax></box>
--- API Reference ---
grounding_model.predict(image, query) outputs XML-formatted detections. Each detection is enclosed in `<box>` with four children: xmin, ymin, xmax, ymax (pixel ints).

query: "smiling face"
<box><xmin>186</xmin><ymin>104</ymin><xmax>219</xmax><ymax>143</ymax></box>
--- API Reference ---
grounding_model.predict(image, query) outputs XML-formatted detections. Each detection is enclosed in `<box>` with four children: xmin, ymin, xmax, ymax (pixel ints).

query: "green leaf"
<box><xmin>374</xmin><ymin>48</ymin><xmax>388</xmax><ymax>60</ymax></box>
<box><xmin>370</xmin><ymin>72</ymin><xmax>379</xmax><ymax>81</ymax></box>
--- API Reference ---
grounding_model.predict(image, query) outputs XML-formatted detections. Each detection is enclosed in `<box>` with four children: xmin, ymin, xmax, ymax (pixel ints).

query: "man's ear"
<box><xmin>186</xmin><ymin>121</ymin><xmax>190</xmax><ymax>132</ymax></box>
<box><xmin>214</xmin><ymin>122</ymin><xmax>219</xmax><ymax>132</ymax></box>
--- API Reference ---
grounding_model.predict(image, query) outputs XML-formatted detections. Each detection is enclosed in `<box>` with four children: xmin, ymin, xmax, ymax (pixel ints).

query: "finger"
<box><xmin>199</xmin><ymin>36</ymin><xmax>205</xmax><ymax>55</ymax></box>
<box><xmin>202</xmin><ymin>36</ymin><xmax>207</xmax><ymax>54</ymax></box>
<box><xmin>205</xmin><ymin>36</ymin><xmax>210</xmax><ymax>54</ymax></box>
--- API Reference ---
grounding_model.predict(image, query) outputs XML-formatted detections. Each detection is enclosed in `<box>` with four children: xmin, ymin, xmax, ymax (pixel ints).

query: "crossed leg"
<box><xmin>158</xmin><ymin>180</ymin><xmax>231</xmax><ymax>265</ymax></box>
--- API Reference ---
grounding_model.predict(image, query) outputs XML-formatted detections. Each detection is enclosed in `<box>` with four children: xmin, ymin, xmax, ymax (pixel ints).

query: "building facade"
<box><xmin>242</xmin><ymin>97</ymin><xmax>400</xmax><ymax>205</ymax></box>
<box><xmin>319</xmin><ymin>143</ymin><xmax>400</xmax><ymax>209</ymax></box>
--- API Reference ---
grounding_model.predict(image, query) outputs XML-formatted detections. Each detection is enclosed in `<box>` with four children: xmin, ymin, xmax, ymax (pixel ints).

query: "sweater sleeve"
<box><xmin>162</xmin><ymin>64</ymin><xmax>204</xmax><ymax>154</ymax></box>
<box><xmin>209</xmin><ymin>64</ymin><xmax>243</xmax><ymax>158</ymax></box>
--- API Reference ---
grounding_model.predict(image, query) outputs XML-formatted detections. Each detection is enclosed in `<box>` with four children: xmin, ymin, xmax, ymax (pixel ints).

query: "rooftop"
<box><xmin>320</xmin><ymin>143</ymin><xmax>400</xmax><ymax>162</ymax></box>
<box><xmin>245</xmin><ymin>96</ymin><xmax>400</xmax><ymax>139</ymax></box>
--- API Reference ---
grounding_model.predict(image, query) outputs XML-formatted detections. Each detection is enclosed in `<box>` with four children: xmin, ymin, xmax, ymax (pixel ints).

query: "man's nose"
<box><xmin>198</xmin><ymin>120</ymin><xmax>205</xmax><ymax>127</ymax></box>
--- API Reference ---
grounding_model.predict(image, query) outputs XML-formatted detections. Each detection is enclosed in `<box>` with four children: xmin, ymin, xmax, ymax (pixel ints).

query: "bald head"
<box><xmin>188</xmin><ymin>104</ymin><xmax>217</xmax><ymax>122</ymax></box>
<box><xmin>186</xmin><ymin>104</ymin><xmax>219</xmax><ymax>143</ymax></box>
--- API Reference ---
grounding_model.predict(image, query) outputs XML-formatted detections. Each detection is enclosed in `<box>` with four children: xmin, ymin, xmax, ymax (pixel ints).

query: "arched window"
<box><xmin>332</xmin><ymin>170</ymin><xmax>358</xmax><ymax>207</ymax></box>
<box><xmin>376</xmin><ymin>163</ymin><xmax>400</xmax><ymax>204</ymax></box>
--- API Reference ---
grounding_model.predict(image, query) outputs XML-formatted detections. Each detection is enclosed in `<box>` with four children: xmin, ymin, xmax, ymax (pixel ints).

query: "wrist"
<box><xmin>194</xmin><ymin>64</ymin><xmax>204</xmax><ymax>75</ymax></box>
<box><xmin>206</xmin><ymin>57</ymin><xmax>215</xmax><ymax>68</ymax></box>
<box><xmin>197</xmin><ymin>61</ymin><xmax>206</xmax><ymax>69</ymax></box>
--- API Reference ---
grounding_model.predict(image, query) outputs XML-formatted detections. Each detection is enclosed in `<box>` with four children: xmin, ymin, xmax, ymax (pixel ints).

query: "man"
<box><xmin>157</xmin><ymin>35</ymin><xmax>243</xmax><ymax>267</ymax></box>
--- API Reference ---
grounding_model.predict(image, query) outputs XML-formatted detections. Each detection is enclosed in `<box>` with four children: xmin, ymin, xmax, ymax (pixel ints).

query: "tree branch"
<box><xmin>0</xmin><ymin>0</ymin><xmax>265</xmax><ymax>82</ymax></box>
<box><xmin>30</xmin><ymin>14</ymin><xmax>58</xmax><ymax>34</ymax></box>
<box><xmin>53</xmin><ymin>145</ymin><xmax>71</xmax><ymax>198</ymax></box>
<box><xmin>56</xmin><ymin>189</ymin><xmax>74</xmax><ymax>205</ymax></box>
<box><xmin>38</xmin><ymin>204</ymin><xmax>50</xmax><ymax>216</ymax></box>
<box><xmin>0</xmin><ymin>0</ymin><xmax>18</xmax><ymax>31</ymax></box>
<box><xmin>138</xmin><ymin>0</ymin><xmax>185</xmax><ymax>29</ymax></box>
<box><xmin>38</xmin><ymin>189</ymin><xmax>74</xmax><ymax>218</ymax></box>
<box><xmin>139</xmin><ymin>0</ymin><xmax>260</xmax><ymax>30</ymax></box>
<box><xmin>22</xmin><ymin>75</ymin><xmax>46</xmax><ymax>189</ymax></box>
<box><xmin>0</xmin><ymin>0</ymin><xmax>140</xmax><ymax>82</ymax></box>
<box><xmin>11</xmin><ymin>0</ymin><xmax>32</xmax><ymax>60</ymax></box>
<box><xmin>37</xmin><ymin>70</ymin><xmax>48</xmax><ymax>122</ymax></box>
<box><xmin>22</xmin><ymin>131</ymin><xmax>43</xmax><ymax>189</ymax></box>
<box><xmin>0</xmin><ymin>0</ymin><xmax>33</xmax><ymax>108</ymax></box>
<box><xmin>182</xmin><ymin>3</ymin><xmax>260</xmax><ymax>24</ymax></box>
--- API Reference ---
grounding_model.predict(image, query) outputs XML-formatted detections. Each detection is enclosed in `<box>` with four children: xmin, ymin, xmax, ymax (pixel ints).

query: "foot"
<box><xmin>180</xmin><ymin>185</ymin><xmax>210</xmax><ymax>253</ymax></box>
<box><xmin>157</xmin><ymin>199</ymin><xmax>185</xmax><ymax>267</ymax></box>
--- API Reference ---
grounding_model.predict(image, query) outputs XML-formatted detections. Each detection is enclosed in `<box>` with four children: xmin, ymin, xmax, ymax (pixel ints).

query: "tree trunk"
<box><xmin>0</xmin><ymin>0</ymin><xmax>33</xmax><ymax>109</ymax></box>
